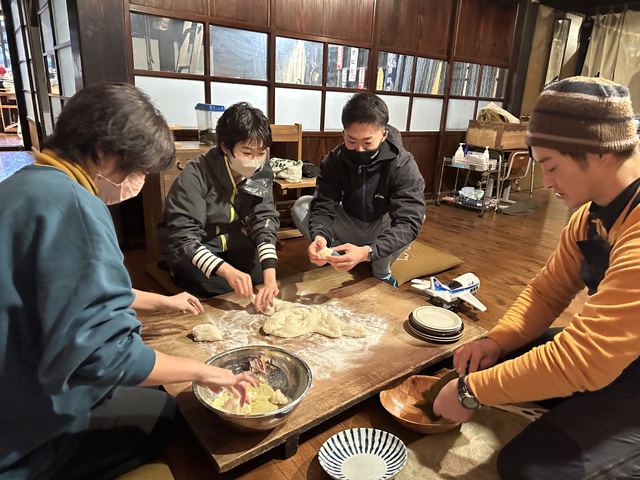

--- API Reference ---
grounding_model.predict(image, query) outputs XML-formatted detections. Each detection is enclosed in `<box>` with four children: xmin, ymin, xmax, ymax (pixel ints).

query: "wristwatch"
<box><xmin>458</xmin><ymin>375</ymin><xmax>480</xmax><ymax>410</ymax></box>
<box><xmin>366</xmin><ymin>245</ymin><xmax>374</xmax><ymax>262</ymax></box>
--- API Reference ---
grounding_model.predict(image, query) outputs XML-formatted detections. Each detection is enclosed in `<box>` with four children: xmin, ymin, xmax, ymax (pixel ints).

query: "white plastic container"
<box><xmin>453</xmin><ymin>143</ymin><xmax>465</xmax><ymax>168</ymax></box>
<box><xmin>195</xmin><ymin>103</ymin><xmax>225</xmax><ymax>146</ymax></box>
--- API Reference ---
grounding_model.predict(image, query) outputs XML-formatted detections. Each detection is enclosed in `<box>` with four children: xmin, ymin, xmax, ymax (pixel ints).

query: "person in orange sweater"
<box><xmin>434</xmin><ymin>76</ymin><xmax>640</xmax><ymax>479</ymax></box>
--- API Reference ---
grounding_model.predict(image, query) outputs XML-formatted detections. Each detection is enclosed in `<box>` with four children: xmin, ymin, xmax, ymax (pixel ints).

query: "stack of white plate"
<box><xmin>408</xmin><ymin>306</ymin><xmax>464</xmax><ymax>343</ymax></box>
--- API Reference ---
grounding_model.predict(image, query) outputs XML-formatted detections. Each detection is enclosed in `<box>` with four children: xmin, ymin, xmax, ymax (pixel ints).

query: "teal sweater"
<box><xmin>0</xmin><ymin>166</ymin><xmax>156</xmax><ymax>479</ymax></box>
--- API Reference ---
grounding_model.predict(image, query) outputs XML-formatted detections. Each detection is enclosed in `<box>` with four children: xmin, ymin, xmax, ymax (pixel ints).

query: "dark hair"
<box><xmin>559</xmin><ymin>147</ymin><xmax>637</xmax><ymax>169</ymax></box>
<box><xmin>42</xmin><ymin>83</ymin><xmax>175</xmax><ymax>175</ymax></box>
<box><xmin>341</xmin><ymin>93</ymin><xmax>389</xmax><ymax>129</ymax></box>
<box><xmin>216</xmin><ymin>102</ymin><xmax>272</xmax><ymax>156</ymax></box>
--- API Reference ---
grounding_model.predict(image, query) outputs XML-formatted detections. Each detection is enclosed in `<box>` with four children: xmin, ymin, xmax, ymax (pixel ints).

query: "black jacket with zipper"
<box><xmin>309</xmin><ymin>125</ymin><xmax>425</xmax><ymax>260</ymax></box>
<box><xmin>158</xmin><ymin>148</ymin><xmax>279</xmax><ymax>273</ymax></box>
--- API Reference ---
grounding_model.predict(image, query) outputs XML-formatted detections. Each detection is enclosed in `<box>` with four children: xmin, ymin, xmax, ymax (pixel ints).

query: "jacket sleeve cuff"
<box><xmin>257</xmin><ymin>242</ymin><xmax>278</xmax><ymax>265</ymax></box>
<box><xmin>192</xmin><ymin>245</ymin><xmax>224</xmax><ymax>277</ymax></box>
<box><xmin>121</xmin><ymin>344</ymin><xmax>157</xmax><ymax>386</ymax></box>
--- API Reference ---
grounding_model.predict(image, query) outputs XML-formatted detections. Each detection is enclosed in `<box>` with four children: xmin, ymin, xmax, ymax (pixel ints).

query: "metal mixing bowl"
<box><xmin>193</xmin><ymin>345</ymin><xmax>312</xmax><ymax>432</ymax></box>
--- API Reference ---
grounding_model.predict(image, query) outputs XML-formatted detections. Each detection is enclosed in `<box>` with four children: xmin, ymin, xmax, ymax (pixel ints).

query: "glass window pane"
<box><xmin>377</xmin><ymin>94</ymin><xmax>409</xmax><ymax>130</ymax></box>
<box><xmin>43</xmin><ymin>110</ymin><xmax>53</xmax><ymax>136</ymax></box>
<box><xmin>275</xmin><ymin>37</ymin><xmax>323</xmax><ymax>86</ymax></box>
<box><xmin>209</xmin><ymin>26</ymin><xmax>267</xmax><ymax>81</ymax></box>
<box><xmin>51</xmin><ymin>96</ymin><xmax>62</xmax><ymax>122</ymax></box>
<box><xmin>10</xmin><ymin>0</ymin><xmax>20</xmax><ymax>31</ymax></box>
<box><xmin>275</xmin><ymin>87</ymin><xmax>321</xmax><ymax>130</ymax></box>
<box><xmin>445</xmin><ymin>98</ymin><xmax>475</xmax><ymax>130</ymax></box>
<box><xmin>40</xmin><ymin>8</ymin><xmax>54</xmax><ymax>52</ymax></box>
<box><xmin>57</xmin><ymin>46</ymin><xmax>75</xmax><ymax>97</ymax></box>
<box><xmin>210</xmin><ymin>82</ymin><xmax>268</xmax><ymax>115</ymax></box>
<box><xmin>131</xmin><ymin>13</ymin><xmax>205</xmax><ymax>75</ymax></box>
<box><xmin>477</xmin><ymin>99</ymin><xmax>494</xmax><ymax>116</ymax></box>
<box><xmin>135</xmin><ymin>75</ymin><xmax>205</xmax><ymax>128</ymax></box>
<box><xmin>24</xmin><ymin>91</ymin><xmax>34</xmax><ymax>120</ymax></box>
<box><xmin>376</xmin><ymin>52</ymin><xmax>413</xmax><ymax>93</ymax></box>
<box><xmin>15</xmin><ymin>31</ymin><xmax>25</xmax><ymax>61</ymax></box>
<box><xmin>38</xmin><ymin>0</ymin><xmax>47</xmax><ymax>10</ymax></box>
<box><xmin>450</xmin><ymin>61</ymin><xmax>480</xmax><ymax>96</ymax></box>
<box><xmin>479</xmin><ymin>65</ymin><xmax>506</xmax><ymax>98</ymax></box>
<box><xmin>414</xmin><ymin>58</ymin><xmax>447</xmax><ymax>95</ymax></box>
<box><xmin>46</xmin><ymin>55</ymin><xmax>59</xmax><ymax>95</ymax></box>
<box><xmin>19</xmin><ymin>61</ymin><xmax>28</xmax><ymax>89</ymax></box>
<box><xmin>52</xmin><ymin>0</ymin><xmax>70</xmax><ymax>44</ymax></box>
<box><xmin>327</xmin><ymin>45</ymin><xmax>369</xmax><ymax>89</ymax></box>
<box><xmin>324</xmin><ymin>91</ymin><xmax>352</xmax><ymax>130</ymax></box>
<box><xmin>410</xmin><ymin>97</ymin><xmax>443</xmax><ymax>131</ymax></box>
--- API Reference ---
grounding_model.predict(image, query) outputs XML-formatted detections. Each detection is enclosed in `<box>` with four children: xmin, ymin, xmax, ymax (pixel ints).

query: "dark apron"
<box><xmin>577</xmin><ymin>190</ymin><xmax>640</xmax><ymax>295</ymax></box>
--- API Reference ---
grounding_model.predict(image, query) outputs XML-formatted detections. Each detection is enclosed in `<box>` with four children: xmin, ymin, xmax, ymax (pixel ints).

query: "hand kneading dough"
<box><xmin>319</xmin><ymin>247</ymin><xmax>335</xmax><ymax>259</ymax></box>
<box><xmin>263</xmin><ymin>305</ymin><xmax>367</xmax><ymax>338</ymax></box>
<box><xmin>192</xmin><ymin>324</ymin><xmax>223</xmax><ymax>342</ymax></box>
<box><xmin>252</xmin><ymin>296</ymin><xmax>287</xmax><ymax>316</ymax></box>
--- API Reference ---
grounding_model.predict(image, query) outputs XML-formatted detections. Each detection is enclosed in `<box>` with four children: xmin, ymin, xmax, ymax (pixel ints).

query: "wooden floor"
<box><xmin>124</xmin><ymin>188</ymin><xmax>587</xmax><ymax>480</ymax></box>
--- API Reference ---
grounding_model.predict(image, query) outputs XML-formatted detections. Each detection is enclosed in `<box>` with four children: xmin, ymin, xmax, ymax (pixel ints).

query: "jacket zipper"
<box><xmin>359</xmin><ymin>165</ymin><xmax>367</xmax><ymax>222</ymax></box>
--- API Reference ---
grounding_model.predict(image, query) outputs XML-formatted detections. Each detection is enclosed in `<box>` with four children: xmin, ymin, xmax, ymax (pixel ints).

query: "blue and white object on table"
<box><xmin>411</xmin><ymin>273</ymin><xmax>487</xmax><ymax>312</ymax></box>
<box><xmin>318</xmin><ymin>428</ymin><xmax>407</xmax><ymax>480</ymax></box>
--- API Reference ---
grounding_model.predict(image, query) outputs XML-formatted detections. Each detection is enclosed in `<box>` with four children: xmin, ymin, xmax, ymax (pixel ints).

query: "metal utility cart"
<box><xmin>434</xmin><ymin>148</ymin><xmax>505</xmax><ymax>217</ymax></box>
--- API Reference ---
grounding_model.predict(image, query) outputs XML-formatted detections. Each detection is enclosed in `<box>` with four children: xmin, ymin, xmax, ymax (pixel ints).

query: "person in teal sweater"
<box><xmin>0</xmin><ymin>84</ymin><xmax>255</xmax><ymax>480</ymax></box>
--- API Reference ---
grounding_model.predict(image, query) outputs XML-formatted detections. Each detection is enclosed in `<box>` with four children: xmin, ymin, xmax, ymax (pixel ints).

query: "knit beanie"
<box><xmin>526</xmin><ymin>76</ymin><xmax>639</xmax><ymax>154</ymax></box>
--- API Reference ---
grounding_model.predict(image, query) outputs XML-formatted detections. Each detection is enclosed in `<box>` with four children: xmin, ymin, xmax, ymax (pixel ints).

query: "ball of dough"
<box><xmin>192</xmin><ymin>324</ymin><xmax>223</xmax><ymax>342</ymax></box>
<box><xmin>319</xmin><ymin>247</ymin><xmax>335</xmax><ymax>259</ymax></box>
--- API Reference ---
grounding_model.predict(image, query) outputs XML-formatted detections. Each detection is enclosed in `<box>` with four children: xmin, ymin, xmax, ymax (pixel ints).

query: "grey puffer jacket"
<box><xmin>158</xmin><ymin>148</ymin><xmax>279</xmax><ymax>276</ymax></box>
<box><xmin>309</xmin><ymin>125</ymin><xmax>425</xmax><ymax>260</ymax></box>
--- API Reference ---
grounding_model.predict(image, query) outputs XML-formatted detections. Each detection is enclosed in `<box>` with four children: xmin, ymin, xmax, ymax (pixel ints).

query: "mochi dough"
<box><xmin>192</xmin><ymin>324</ymin><xmax>223</xmax><ymax>342</ymax></box>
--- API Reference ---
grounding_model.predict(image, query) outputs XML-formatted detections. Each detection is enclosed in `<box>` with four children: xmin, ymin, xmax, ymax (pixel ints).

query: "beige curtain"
<box><xmin>613</xmin><ymin>10</ymin><xmax>640</xmax><ymax>114</ymax></box>
<box><xmin>582</xmin><ymin>10</ymin><xmax>625</xmax><ymax>79</ymax></box>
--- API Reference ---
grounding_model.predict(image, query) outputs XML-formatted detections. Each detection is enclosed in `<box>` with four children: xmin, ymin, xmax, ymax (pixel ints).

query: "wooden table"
<box><xmin>140</xmin><ymin>267</ymin><xmax>486</xmax><ymax>473</ymax></box>
<box><xmin>273</xmin><ymin>177</ymin><xmax>316</xmax><ymax>196</ymax></box>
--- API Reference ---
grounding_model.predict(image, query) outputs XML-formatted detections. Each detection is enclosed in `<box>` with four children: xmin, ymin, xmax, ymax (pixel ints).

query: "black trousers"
<box><xmin>51</xmin><ymin>386</ymin><xmax>179</xmax><ymax>480</ymax></box>
<box><xmin>496</xmin><ymin>328</ymin><xmax>640</xmax><ymax>480</ymax></box>
<box><xmin>172</xmin><ymin>245</ymin><xmax>263</xmax><ymax>298</ymax></box>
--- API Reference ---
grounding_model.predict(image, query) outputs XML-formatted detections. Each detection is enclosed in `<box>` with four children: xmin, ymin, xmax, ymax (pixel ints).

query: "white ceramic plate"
<box><xmin>411</xmin><ymin>306</ymin><xmax>462</xmax><ymax>332</ymax></box>
<box><xmin>408</xmin><ymin>323</ymin><xmax>463</xmax><ymax>343</ymax></box>
<box><xmin>318</xmin><ymin>428</ymin><xmax>407</xmax><ymax>480</ymax></box>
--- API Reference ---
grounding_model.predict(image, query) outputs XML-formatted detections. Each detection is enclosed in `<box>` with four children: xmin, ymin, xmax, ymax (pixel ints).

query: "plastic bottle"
<box><xmin>454</xmin><ymin>143</ymin><xmax>465</xmax><ymax>168</ymax></box>
<box><xmin>481</xmin><ymin>146</ymin><xmax>490</xmax><ymax>170</ymax></box>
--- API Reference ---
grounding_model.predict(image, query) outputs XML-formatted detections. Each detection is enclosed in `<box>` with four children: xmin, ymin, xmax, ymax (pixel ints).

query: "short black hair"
<box><xmin>216</xmin><ymin>102</ymin><xmax>272</xmax><ymax>156</ymax></box>
<box><xmin>341</xmin><ymin>93</ymin><xmax>389</xmax><ymax>129</ymax></box>
<box><xmin>42</xmin><ymin>83</ymin><xmax>175</xmax><ymax>175</ymax></box>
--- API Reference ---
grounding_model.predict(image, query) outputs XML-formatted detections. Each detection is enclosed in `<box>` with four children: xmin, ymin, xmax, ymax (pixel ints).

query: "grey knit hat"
<box><xmin>526</xmin><ymin>76</ymin><xmax>639</xmax><ymax>154</ymax></box>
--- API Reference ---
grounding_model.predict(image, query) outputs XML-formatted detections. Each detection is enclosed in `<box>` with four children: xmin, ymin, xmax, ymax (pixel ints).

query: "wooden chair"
<box><xmin>501</xmin><ymin>150</ymin><xmax>534</xmax><ymax>204</ymax></box>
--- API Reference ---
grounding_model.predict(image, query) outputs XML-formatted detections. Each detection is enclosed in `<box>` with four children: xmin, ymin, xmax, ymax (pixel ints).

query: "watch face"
<box><xmin>461</xmin><ymin>396</ymin><xmax>479</xmax><ymax>410</ymax></box>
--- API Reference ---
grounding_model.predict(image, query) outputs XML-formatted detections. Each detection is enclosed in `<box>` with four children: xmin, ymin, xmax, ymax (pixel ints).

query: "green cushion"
<box><xmin>390</xmin><ymin>240</ymin><xmax>463</xmax><ymax>286</ymax></box>
<box><xmin>115</xmin><ymin>458</ymin><xmax>174</xmax><ymax>480</ymax></box>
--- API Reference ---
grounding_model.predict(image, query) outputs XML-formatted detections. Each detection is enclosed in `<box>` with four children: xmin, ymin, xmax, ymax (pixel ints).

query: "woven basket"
<box><xmin>466</xmin><ymin>120</ymin><xmax>528</xmax><ymax>150</ymax></box>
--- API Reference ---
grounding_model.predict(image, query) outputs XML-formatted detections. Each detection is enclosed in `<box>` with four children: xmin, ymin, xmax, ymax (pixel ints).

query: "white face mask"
<box><xmin>95</xmin><ymin>172</ymin><xmax>145</xmax><ymax>205</ymax></box>
<box><xmin>226</xmin><ymin>153</ymin><xmax>261</xmax><ymax>179</ymax></box>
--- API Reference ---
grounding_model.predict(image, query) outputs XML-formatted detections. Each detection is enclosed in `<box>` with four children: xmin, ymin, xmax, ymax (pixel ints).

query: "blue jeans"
<box><xmin>292</xmin><ymin>196</ymin><xmax>407</xmax><ymax>279</ymax></box>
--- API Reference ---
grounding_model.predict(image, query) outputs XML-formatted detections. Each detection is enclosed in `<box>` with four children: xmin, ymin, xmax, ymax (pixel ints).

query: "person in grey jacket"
<box><xmin>293</xmin><ymin>93</ymin><xmax>426</xmax><ymax>286</ymax></box>
<box><xmin>158</xmin><ymin>102</ymin><xmax>280</xmax><ymax>310</ymax></box>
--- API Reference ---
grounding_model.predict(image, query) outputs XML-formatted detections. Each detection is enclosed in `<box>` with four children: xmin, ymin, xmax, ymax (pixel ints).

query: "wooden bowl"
<box><xmin>380</xmin><ymin>375</ymin><xmax>461</xmax><ymax>434</ymax></box>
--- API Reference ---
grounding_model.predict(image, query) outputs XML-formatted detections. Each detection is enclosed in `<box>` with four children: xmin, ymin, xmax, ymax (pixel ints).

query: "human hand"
<box><xmin>325</xmin><ymin>244</ymin><xmax>368</xmax><ymax>271</ymax></box>
<box><xmin>196</xmin><ymin>366</ymin><xmax>257</xmax><ymax>407</ymax></box>
<box><xmin>433</xmin><ymin>378</ymin><xmax>474</xmax><ymax>423</ymax></box>
<box><xmin>308</xmin><ymin>236</ymin><xmax>328</xmax><ymax>266</ymax></box>
<box><xmin>454</xmin><ymin>338</ymin><xmax>502</xmax><ymax>376</ymax></box>
<box><xmin>163</xmin><ymin>292</ymin><xmax>204</xmax><ymax>315</ymax></box>
<box><xmin>255</xmin><ymin>279</ymin><xmax>279</xmax><ymax>313</ymax></box>
<box><xmin>217</xmin><ymin>263</ymin><xmax>253</xmax><ymax>299</ymax></box>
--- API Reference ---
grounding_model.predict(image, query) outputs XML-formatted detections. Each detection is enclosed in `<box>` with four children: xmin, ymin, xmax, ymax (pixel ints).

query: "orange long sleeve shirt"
<box><xmin>469</xmin><ymin>184</ymin><xmax>640</xmax><ymax>406</ymax></box>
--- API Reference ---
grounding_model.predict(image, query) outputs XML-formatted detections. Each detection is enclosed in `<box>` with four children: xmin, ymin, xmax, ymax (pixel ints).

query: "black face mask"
<box><xmin>344</xmin><ymin>139</ymin><xmax>385</xmax><ymax>165</ymax></box>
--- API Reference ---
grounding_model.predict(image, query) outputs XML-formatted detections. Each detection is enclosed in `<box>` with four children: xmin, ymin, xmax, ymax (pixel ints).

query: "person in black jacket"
<box><xmin>158</xmin><ymin>103</ymin><xmax>280</xmax><ymax>311</ymax></box>
<box><xmin>293</xmin><ymin>93</ymin><xmax>426</xmax><ymax>286</ymax></box>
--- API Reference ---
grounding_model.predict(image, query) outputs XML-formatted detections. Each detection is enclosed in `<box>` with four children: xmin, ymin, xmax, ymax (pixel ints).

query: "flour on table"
<box><xmin>319</xmin><ymin>247</ymin><xmax>335</xmax><ymax>259</ymax></box>
<box><xmin>264</xmin><ymin>304</ymin><xmax>367</xmax><ymax>339</ymax></box>
<box><xmin>192</xmin><ymin>324</ymin><xmax>223</xmax><ymax>342</ymax></box>
<box><xmin>196</xmin><ymin>298</ymin><xmax>387</xmax><ymax>380</ymax></box>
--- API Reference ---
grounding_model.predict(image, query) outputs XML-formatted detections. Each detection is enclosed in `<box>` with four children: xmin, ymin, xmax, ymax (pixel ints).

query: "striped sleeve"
<box><xmin>257</xmin><ymin>242</ymin><xmax>278</xmax><ymax>270</ymax></box>
<box><xmin>192</xmin><ymin>245</ymin><xmax>224</xmax><ymax>277</ymax></box>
